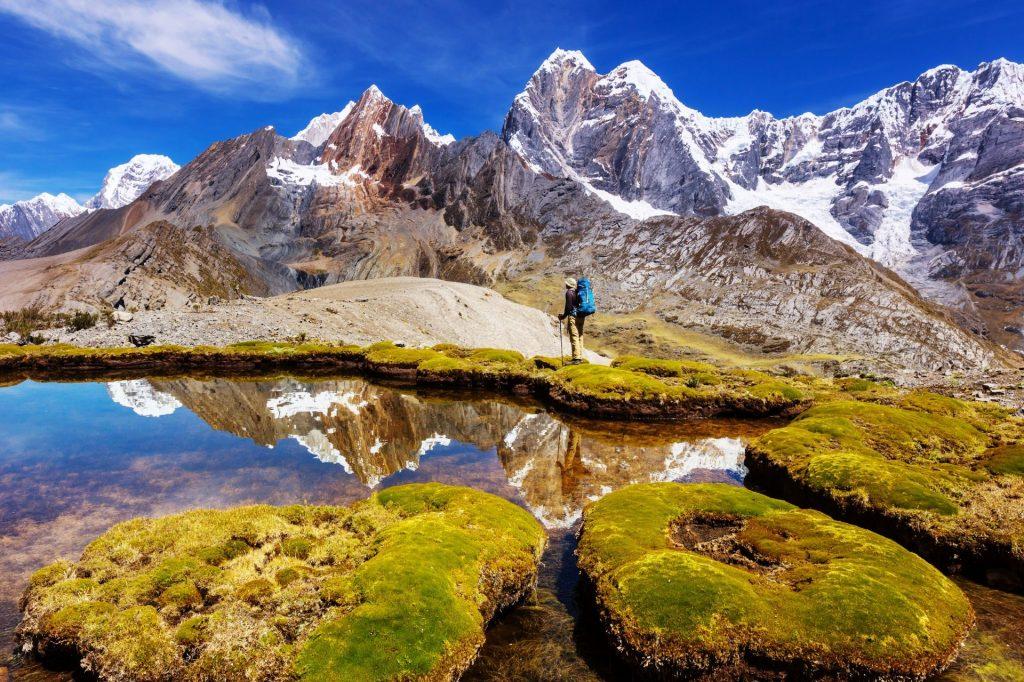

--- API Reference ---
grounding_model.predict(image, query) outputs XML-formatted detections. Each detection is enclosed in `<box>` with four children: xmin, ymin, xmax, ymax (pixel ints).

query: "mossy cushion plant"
<box><xmin>577</xmin><ymin>483</ymin><xmax>975</xmax><ymax>679</ymax></box>
<box><xmin>746</xmin><ymin>392</ymin><xmax>1024</xmax><ymax>582</ymax></box>
<box><xmin>18</xmin><ymin>483</ymin><xmax>546</xmax><ymax>682</ymax></box>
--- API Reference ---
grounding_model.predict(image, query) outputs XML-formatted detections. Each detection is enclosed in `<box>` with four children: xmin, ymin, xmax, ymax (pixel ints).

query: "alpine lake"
<box><xmin>0</xmin><ymin>374</ymin><xmax>1020</xmax><ymax>680</ymax></box>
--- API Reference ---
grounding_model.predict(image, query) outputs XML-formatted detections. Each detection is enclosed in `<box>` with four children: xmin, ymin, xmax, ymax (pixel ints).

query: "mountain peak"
<box><xmin>361</xmin><ymin>84</ymin><xmax>389</xmax><ymax>103</ymax></box>
<box><xmin>601</xmin><ymin>59</ymin><xmax>678</xmax><ymax>103</ymax></box>
<box><xmin>87</xmin><ymin>154</ymin><xmax>179</xmax><ymax>210</ymax></box>
<box><xmin>0</xmin><ymin>191</ymin><xmax>86</xmax><ymax>240</ymax></box>
<box><xmin>536</xmin><ymin>48</ymin><xmax>595</xmax><ymax>74</ymax></box>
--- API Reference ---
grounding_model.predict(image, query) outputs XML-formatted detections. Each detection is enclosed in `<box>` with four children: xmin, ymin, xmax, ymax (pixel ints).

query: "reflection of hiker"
<box><xmin>557</xmin><ymin>276</ymin><xmax>595</xmax><ymax>364</ymax></box>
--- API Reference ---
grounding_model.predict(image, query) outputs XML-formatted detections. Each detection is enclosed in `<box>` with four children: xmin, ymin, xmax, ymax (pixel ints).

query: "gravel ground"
<box><xmin>49</xmin><ymin>277</ymin><xmax>608</xmax><ymax>363</ymax></box>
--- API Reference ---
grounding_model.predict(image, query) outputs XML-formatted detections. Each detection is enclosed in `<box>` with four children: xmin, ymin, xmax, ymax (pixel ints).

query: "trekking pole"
<box><xmin>558</xmin><ymin>319</ymin><xmax>564</xmax><ymax>367</ymax></box>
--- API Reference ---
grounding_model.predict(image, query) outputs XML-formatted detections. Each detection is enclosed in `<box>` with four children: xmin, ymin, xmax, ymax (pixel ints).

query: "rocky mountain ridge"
<box><xmin>504</xmin><ymin>50</ymin><xmax>1024</xmax><ymax>349</ymax></box>
<box><xmin>0</xmin><ymin>59</ymin><xmax>1016</xmax><ymax>374</ymax></box>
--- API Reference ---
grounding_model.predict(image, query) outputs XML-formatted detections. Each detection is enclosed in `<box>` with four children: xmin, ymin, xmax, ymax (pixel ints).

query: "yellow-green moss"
<box><xmin>748</xmin><ymin>393</ymin><xmax>1024</xmax><ymax>574</ymax></box>
<box><xmin>577</xmin><ymin>483</ymin><xmax>974</xmax><ymax>679</ymax></box>
<box><xmin>20</xmin><ymin>484</ymin><xmax>546</xmax><ymax>682</ymax></box>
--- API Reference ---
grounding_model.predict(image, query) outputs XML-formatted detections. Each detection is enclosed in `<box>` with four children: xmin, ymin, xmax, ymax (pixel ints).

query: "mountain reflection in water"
<box><xmin>107</xmin><ymin>377</ymin><xmax>753</xmax><ymax>527</ymax></box>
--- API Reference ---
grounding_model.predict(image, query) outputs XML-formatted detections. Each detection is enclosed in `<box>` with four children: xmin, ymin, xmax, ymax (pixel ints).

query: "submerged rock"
<box><xmin>577</xmin><ymin>483</ymin><xmax>974</xmax><ymax>680</ymax></box>
<box><xmin>18</xmin><ymin>483</ymin><xmax>546</xmax><ymax>681</ymax></box>
<box><xmin>746</xmin><ymin>392</ymin><xmax>1024</xmax><ymax>587</ymax></box>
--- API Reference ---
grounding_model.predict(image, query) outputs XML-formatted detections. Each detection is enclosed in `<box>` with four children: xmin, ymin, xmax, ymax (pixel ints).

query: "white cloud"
<box><xmin>0</xmin><ymin>0</ymin><xmax>306</xmax><ymax>99</ymax></box>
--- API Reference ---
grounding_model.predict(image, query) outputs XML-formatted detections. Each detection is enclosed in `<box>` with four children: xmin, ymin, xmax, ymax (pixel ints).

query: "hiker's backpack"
<box><xmin>575</xmin><ymin>277</ymin><xmax>596</xmax><ymax>316</ymax></box>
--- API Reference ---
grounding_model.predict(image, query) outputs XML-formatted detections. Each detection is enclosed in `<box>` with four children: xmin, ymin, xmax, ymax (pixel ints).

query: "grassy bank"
<box><xmin>746</xmin><ymin>391</ymin><xmax>1024</xmax><ymax>589</ymax></box>
<box><xmin>0</xmin><ymin>341</ymin><xmax>816</xmax><ymax>421</ymax></box>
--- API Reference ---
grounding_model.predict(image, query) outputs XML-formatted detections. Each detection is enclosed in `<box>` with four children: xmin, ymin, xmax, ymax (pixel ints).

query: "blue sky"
<box><xmin>1</xmin><ymin>0</ymin><xmax>1022</xmax><ymax>204</ymax></box>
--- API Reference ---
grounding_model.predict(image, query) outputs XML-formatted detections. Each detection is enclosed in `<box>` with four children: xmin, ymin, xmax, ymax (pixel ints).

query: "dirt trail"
<box><xmin>55</xmin><ymin>277</ymin><xmax>608</xmax><ymax>363</ymax></box>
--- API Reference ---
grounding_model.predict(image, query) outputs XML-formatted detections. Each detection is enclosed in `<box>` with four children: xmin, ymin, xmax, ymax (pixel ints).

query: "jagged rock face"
<box><xmin>503</xmin><ymin>50</ymin><xmax>731</xmax><ymax>216</ymax></box>
<box><xmin>0</xmin><ymin>79</ymin><xmax>1010</xmax><ymax>370</ymax></box>
<box><xmin>0</xmin><ymin>193</ymin><xmax>85</xmax><ymax>241</ymax></box>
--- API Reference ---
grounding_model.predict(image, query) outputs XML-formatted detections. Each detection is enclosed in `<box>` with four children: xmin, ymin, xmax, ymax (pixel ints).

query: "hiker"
<box><xmin>558</xmin><ymin>276</ymin><xmax>595</xmax><ymax>364</ymax></box>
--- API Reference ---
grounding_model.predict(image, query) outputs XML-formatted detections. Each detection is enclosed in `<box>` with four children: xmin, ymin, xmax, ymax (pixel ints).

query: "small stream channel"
<box><xmin>0</xmin><ymin>376</ymin><xmax>1019</xmax><ymax>680</ymax></box>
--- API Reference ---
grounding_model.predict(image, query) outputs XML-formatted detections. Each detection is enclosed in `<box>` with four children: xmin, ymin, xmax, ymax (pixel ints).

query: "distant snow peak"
<box><xmin>602</xmin><ymin>60</ymin><xmax>677</xmax><ymax>103</ymax></box>
<box><xmin>363</xmin><ymin>84</ymin><xmax>387</xmax><ymax>102</ymax></box>
<box><xmin>291</xmin><ymin>102</ymin><xmax>355</xmax><ymax>147</ymax></box>
<box><xmin>0</xmin><ymin>192</ymin><xmax>86</xmax><ymax>241</ymax></box>
<box><xmin>87</xmin><ymin>154</ymin><xmax>180</xmax><ymax>210</ymax></box>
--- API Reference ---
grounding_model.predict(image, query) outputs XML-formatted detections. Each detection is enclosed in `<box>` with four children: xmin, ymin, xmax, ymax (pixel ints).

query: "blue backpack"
<box><xmin>575</xmin><ymin>277</ymin><xmax>596</xmax><ymax>316</ymax></box>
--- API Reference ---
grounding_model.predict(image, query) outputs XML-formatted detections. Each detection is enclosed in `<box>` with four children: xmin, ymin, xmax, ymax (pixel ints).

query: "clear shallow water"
<box><xmin>0</xmin><ymin>376</ymin><xmax>1019</xmax><ymax>680</ymax></box>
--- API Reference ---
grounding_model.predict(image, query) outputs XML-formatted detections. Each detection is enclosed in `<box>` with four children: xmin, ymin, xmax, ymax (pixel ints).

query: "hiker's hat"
<box><xmin>564</xmin><ymin>277</ymin><xmax>577</xmax><ymax>288</ymax></box>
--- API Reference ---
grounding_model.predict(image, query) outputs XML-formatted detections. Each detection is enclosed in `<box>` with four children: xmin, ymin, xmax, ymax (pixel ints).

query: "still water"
<box><xmin>0</xmin><ymin>376</ymin><xmax>1020</xmax><ymax>680</ymax></box>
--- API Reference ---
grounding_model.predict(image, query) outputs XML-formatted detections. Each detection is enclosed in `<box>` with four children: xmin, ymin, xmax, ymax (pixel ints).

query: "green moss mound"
<box><xmin>549</xmin><ymin>362</ymin><xmax>808</xmax><ymax>418</ymax></box>
<box><xmin>577</xmin><ymin>483</ymin><xmax>975</xmax><ymax>679</ymax></box>
<box><xmin>746</xmin><ymin>393</ymin><xmax>1024</xmax><ymax>582</ymax></box>
<box><xmin>19</xmin><ymin>484</ymin><xmax>546</xmax><ymax>682</ymax></box>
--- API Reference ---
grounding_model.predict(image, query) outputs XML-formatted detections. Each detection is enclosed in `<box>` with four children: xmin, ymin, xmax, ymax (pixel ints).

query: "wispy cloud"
<box><xmin>0</xmin><ymin>0</ymin><xmax>307</xmax><ymax>100</ymax></box>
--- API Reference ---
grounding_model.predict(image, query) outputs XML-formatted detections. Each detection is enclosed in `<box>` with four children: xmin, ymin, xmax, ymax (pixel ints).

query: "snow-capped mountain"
<box><xmin>0</xmin><ymin>63</ymin><xmax>1013</xmax><ymax>371</ymax></box>
<box><xmin>504</xmin><ymin>51</ymin><xmax>1024</xmax><ymax>295</ymax></box>
<box><xmin>0</xmin><ymin>154</ymin><xmax>178</xmax><ymax>241</ymax></box>
<box><xmin>0</xmin><ymin>192</ymin><xmax>85</xmax><ymax>240</ymax></box>
<box><xmin>291</xmin><ymin>102</ymin><xmax>355</xmax><ymax>146</ymax></box>
<box><xmin>86</xmin><ymin>154</ymin><xmax>180</xmax><ymax>210</ymax></box>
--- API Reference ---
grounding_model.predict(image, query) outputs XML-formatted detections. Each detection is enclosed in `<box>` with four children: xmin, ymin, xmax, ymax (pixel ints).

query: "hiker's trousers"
<box><xmin>566</xmin><ymin>315</ymin><xmax>585</xmax><ymax>360</ymax></box>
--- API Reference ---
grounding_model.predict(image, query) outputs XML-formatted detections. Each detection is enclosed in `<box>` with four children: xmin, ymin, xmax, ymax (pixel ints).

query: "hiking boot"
<box><xmin>567</xmin><ymin>358</ymin><xmax>584</xmax><ymax>365</ymax></box>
